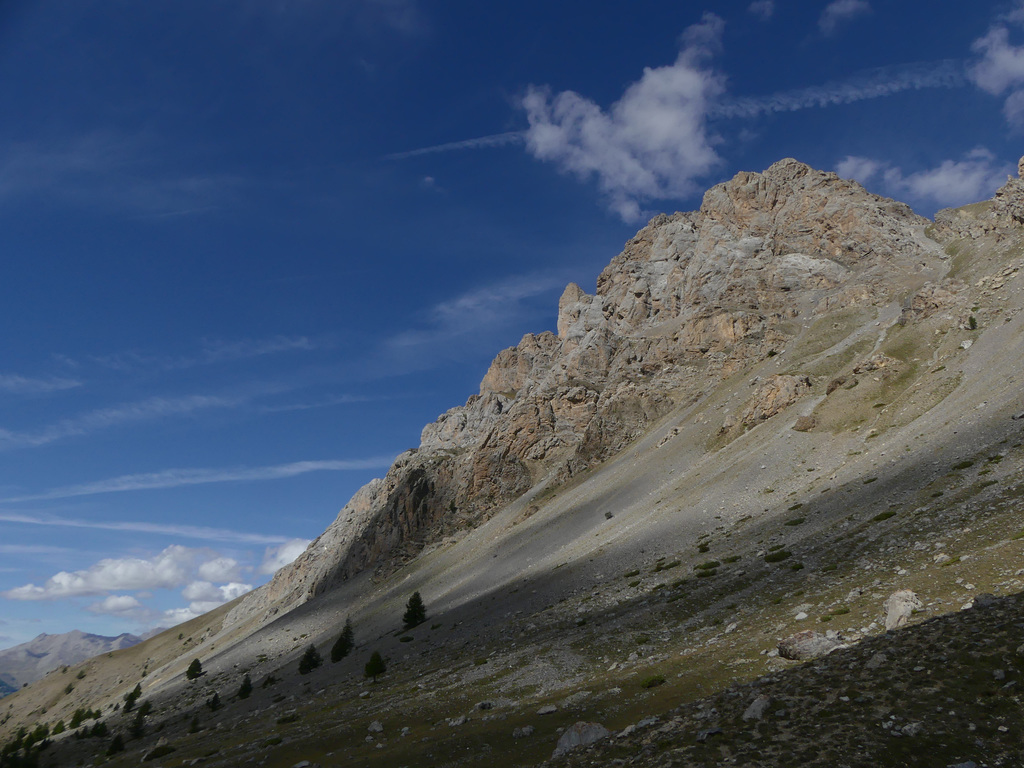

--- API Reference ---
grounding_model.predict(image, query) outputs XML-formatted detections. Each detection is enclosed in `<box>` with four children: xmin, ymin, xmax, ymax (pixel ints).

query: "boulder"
<box><xmin>777</xmin><ymin>630</ymin><xmax>843</xmax><ymax>660</ymax></box>
<box><xmin>883</xmin><ymin>589</ymin><xmax>921</xmax><ymax>630</ymax></box>
<box><xmin>552</xmin><ymin>721</ymin><xmax>610</xmax><ymax>759</ymax></box>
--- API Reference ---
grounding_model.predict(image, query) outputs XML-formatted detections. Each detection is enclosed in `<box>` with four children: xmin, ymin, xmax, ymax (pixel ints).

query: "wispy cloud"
<box><xmin>818</xmin><ymin>0</ymin><xmax>871</xmax><ymax>36</ymax></box>
<box><xmin>91</xmin><ymin>335</ymin><xmax>318</xmax><ymax>373</ymax></box>
<box><xmin>521</xmin><ymin>13</ymin><xmax>726</xmax><ymax>221</ymax></box>
<box><xmin>0</xmin><ymin>374</ymin><xmax>81</xmax><ymax>394</ymax></box>
<box><xmin>748</xmin><ymin>1</ymin><xmax>774</xmax><ymax>21</ymax></box>
<box><xmin>0</xmin><ymin>133</ymin><xmax>239</xmax><ymax>216</ymax></box>
<box><xmin>382</xmin><ymin>272</ymin><xmax>568</xmax><ymax>363</ymax></box>
<box><xmin>0</xmin><ymin>545</ymin><xmax>74</xmax><ymax>556</ymax></box>
<box><xmin>836</xmin><ymin>147</ymin><xmax>1013</xmax><ymax>209</ymax></box>
<box><xmin>0</xmin><ymin>511</ymin><xmax>295</xmax><ymax>546</ymax></box>
<box><xmin>2</xmin><ymin>457</ymin><xmax>395</xmax><ymax>503</ymax></box>
<box><xmin>711</xmin><ymin>60</ymin><xmax>966</xmax><ymax>119</ymax></box>
<box><xmin>0</xmin><ymin>393</ymin><xmax>245</xmax><ymax>449</ymax></box>
<box><xmin>385</xmin><ymin>131</ymin><xmax>525</xmax><ymax>160</ymax></box>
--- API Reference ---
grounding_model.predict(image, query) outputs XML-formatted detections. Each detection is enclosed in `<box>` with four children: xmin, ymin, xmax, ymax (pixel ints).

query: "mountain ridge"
<box><xmin>5</xmin><ymin>157</ymin><xmax>1024</xmax><ymax>766</ymax></box>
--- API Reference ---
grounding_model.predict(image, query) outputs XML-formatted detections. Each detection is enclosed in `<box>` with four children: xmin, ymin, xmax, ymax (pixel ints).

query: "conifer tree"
<box><xmin>402</xmin><ymin>591</ymin><xmax>426</xmax><ymax>630</ymax></box>
<box><xmin>364</xmin><ymin>650</ymin><xmax>386</xmax><ymax>682</ymax></box>
<box><xmin>185</xmin><ymin>658</ymin><xmax>203</xmax><ymax>680</ymax></box>
<box><xmin>330</xmin><ymin>617</ymin><xmax>354</xmax><ymax>662</ymax></box>
<box><xmin>298</xmin><ymin>644</ymin><xmax>322</xmax><ymax>675</ymax></box>
<box><xmin>237</xmin><ymin>673</ymin><xmax>253</xmax><ymax>700</ymax></box>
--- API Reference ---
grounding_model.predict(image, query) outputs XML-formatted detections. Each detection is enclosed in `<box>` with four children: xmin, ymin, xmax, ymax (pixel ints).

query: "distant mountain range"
<box><xmin>0</xmin><ymin>630</ymin><xmax>142</xmax><ymax>695</ymax></box>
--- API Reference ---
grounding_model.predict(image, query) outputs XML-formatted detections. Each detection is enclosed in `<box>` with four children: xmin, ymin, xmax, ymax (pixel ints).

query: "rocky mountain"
<box><xmin>5</xmin><ymin>157</ymin><xmax>1024</xmax><ymax>767</ymax></box>
<box><xmin>0</xmin><ymin>630</ymin><xmax>140</xmax><ymax>695</ymax></box>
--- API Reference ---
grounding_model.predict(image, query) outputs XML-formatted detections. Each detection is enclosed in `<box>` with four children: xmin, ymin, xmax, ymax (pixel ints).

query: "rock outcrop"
<box><xmin>228</xmin><ymin>159</ymin><xmax>952</xmax><ymax>627</ymax></box>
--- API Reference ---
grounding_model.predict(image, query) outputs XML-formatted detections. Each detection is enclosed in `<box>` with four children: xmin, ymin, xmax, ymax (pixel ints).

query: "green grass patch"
<box><xmin>784</xmin><ymin>517</ymin><xmax>806</xmax><ymax>526</ymax></box>
<box><xmin>640</xmin><ymin>674</ymin><xmax>666</xmax><ymax>689</ymax></box>
<box><xmin>871</xmin><ymin>510</ymin><xmax>897</xmax><ymax>522</ymax></box>
<box><xmin>765</xmin><ymin>550</ymin><xmax>792</xmax><ymax>563</ymax></box>
<box><xmin>952</xmin><ymin>460</ymin><xmax>975</xmax><ymax>471</ymax></box>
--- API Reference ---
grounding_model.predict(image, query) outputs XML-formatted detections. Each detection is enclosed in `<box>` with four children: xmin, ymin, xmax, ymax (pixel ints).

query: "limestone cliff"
<box><xmin>228</xmin><ymin>158</ymin><xmax>950</xmax><ymax>626</ymax></box>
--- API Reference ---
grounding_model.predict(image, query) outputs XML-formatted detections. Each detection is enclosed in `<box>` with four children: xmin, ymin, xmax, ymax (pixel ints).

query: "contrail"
<box><xmin>385</xmin><ymin>60</ymin><xmax>968</xmax><ymax>161</ymax></box>
<box><xmin>385</xmin><ymin>131</ymin><xmax>526</xmax><ymax>160</ymax></box>
<box><xmin>711</xmin><ymin>60</ymin><xmax>967</xmax><ymax>119</ymax></box>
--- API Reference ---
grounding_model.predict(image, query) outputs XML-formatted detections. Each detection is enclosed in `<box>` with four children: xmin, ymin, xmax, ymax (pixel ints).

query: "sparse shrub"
<box><xmin>790</xmin><ymin>562</ymin><xmax>804</xmax><ymax>571</ymax></box>
<box><xmin>697</xmin><ymin>543</ymin><xmax>710</xmax><ymax>552</ymax></box>
<box><xmin>952</xmin><ymin>460</ymin><xmax>975</xmax><ymax>470</ymax></box>
<box><xmin>765</xmin><ymin>550</ymin><xmax>792</xmax><ymax>563</ymax></box>
<box><xmin>143</xmin><ymin>744</ymin><xmax>176</xmax><ymax>762</ymax></box>
<box><xmin>863</xmin><ymin>477</ymin><xmax>878</xmax><ymax>484</ymax></box>
<box><xmin>298</xmin><ymin>644</ymin><xmax>322</xmax><ymax>675</ymax></box>
<box><xmin>264</xmin><ymin>736</ymin><xmax>283</xmax><ymax>746</ymax></box>
<box><xmin>52</xmin><ymin>721</ymin><xmax>64</xmax><ymax>736</ymax></box>
<box><xmin>365</xmin><ymin>651</ymin><xmax>386</xmax><ymax>682</ymax></box>
<box><xmin>207</xmin><ymin>692</ymin><xmax>220</xmax><ymax>712</ymax></box>
<box><xmin>784</xmin><ymin>517</ymin><xmax>806</xmax><ymax>526</ymax></box>
<box><xmin>640</xmin><ymin>674</ymin><xmax>666</xmax><ymax>689</ymax></box>
<box><xmin>403</xmin><ymin>591</ymin><xmax>427</xmax><ymax>630</ymax></box>
<box><xmin>723</xmin><ymin>555</ymin><xmax>741</xmax><ymax>563</ymax></box>
<box><xmin>871</xmin><ymin>510</ymin><xmax>897</xmax><ymax>522</ymax></box>
<box><xmin>635</xmin><ymin>635</ymin><xmax>650</xmax><ymax>645</ymax></box>
<box><xmin>968</xmin><ymin>315</ymin><xmax>977</xmax><ymax>330</ymax></box>
<box><xmin>695</xmin><ymin>560</ymin><xmax>720</xmax><ymax>570</ymax></box>
<box><xmin>64</xmin><ymin>683</ymin><xmax>74</xmax><ymax>695</ymax></box>
<box><xmin>276</xmin><ymin>713</ymin><xmax>300</xmax><ymax>725</ymax></box>
<box><xmin>399</xmin><ymin>636</ymin><xmax>413</xmax><ymax>643</ymax></box>
<box><xmin>623</xmin><ymin>569</ymin><xmax>640</xmax><ymax>578</ymax></box>
<box><xmin>75</xmin><ymin>670</ymin><xmax>86</xmax><ymax>680</ymax></box>
<box><xmin>261</xmin><ymin>674</ymin><xmax>278</xmax><ymax>688</ymax></box>
<box><xmin>696</xmin><ymin>568</ymin><xmax>716</xmax><ymax>578</ymax></box>
<box><xmin>331</xmin><ymin>617</ymin><xmax>355</xmax><ymax>663</ymax></box>
<box><xmin>185</xmin><ymin>659</ymin><xmax>203</xmax><ymax>680</ymax></box>
<box><xmin>237</xmin><ymin>674</ymin><xmax>252</xmax><ymax>700</ymax></box>
<box><xmin>188</xmin><ymin>716</ymin><xmax>200</xmax><ymax>734</ymax></box>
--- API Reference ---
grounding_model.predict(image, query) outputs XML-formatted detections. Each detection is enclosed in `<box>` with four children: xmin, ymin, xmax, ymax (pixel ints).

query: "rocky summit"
<box><xmin>6</xmin><ymin>158</ymin><xmax>1024</xmax><ymax>767</ymax></box>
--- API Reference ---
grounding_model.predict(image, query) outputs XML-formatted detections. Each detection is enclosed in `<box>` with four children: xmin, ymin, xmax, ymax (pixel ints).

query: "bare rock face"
<box><xmin>738</xmin><ymin>374</ymin><xmax>812</xmax><ymax>427</ymax></box>
<box><xmin>227</xmin><ymin>159</ymin><xmax>950</xmax><ymax>626</ymax></box>
<box><xmin>552</xmin><ymin>721</ymin><xmax>610</xmax><ymax>758</ymax></box>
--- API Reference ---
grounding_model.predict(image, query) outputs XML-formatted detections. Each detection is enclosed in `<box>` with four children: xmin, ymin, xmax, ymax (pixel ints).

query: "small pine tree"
<box><xmin>207</xmin><ymin>692</ymin><xmax>221</xmax><ymax>712</ymax></box>
<box><xmin>237</xmin><ymin>673</ymin><xmax>253</xmax><ymax>700</ymax></box>
<box><xmin>106</xmin><ymin>733</ymin><xmax>124</xmax><ymax>755</ymax></box>
<box><xmin>185</xmin><ymin>658</ymin><xmax>203</xmax><ymax>680</ymax></box>
<box><xmin>330</xmin><ymin>617</ymin><xmax>355</xmax><ymax>662</ymax></box>
<box><xmin>188</xmin><ymin>715</ymin><xmax>200</xmax><ymax>734</ymax></box>
<box><xmin>364</xmin><ymin>650</ymin><xmax>386</xmax><ymax>682</ymax></box>
<box><xmin>402</xmin><ymin>591</ymin><xmax>426</xmax><ymax>630</ymax></box>
<box><xmin>298</xmin><ymin>644</ymin><xmax>322</xmax><ymax>675</ymax></box>
<box><xmin>129</xmin><ymin>710</ymin><xmax>145</xmax><ymax>740</ymax></box>
<box><xmin>123</xmin><ymin>683</ymin><xmax>142</xmax><ymax>712</ymax></box>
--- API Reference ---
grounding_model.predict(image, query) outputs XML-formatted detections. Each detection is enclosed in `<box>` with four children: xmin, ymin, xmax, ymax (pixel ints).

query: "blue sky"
<box><xmin>0</xmin><ymin>0</ymin><xmax>1022</xmax><ymax>646</ymax></box>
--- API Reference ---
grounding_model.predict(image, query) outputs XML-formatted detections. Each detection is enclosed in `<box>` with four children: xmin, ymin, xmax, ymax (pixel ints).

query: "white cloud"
<box><xmin>520</xmin><ymin>13</ymin><xmax>726</xmax><ymax>221</ymax></box>
<box><xmin>197</xmin><ymin>557</ymin><xmax>242</xmax><ymax>583</ymax></box>
<box><xmin>969</xmin><ymin>7</ymin><xmax>1024</xmax><ymax>127</ymax></box>
<box><xmin>87</xmin><ymin>595</ymin><xmax>143</xmax><ymax>616</ymax></box>
<box><xmin>818</xmin><ymin>0</ymin><xmax>871</xmax><ymax>36</ymax></box>
<box><xmin>259</xmin><ymin>539</ymin><xmax>311</xmax><ymax>575</ymax></box>
<box><xmin>0</xmin><ymin>511</ymin><xmax>297</xmax><ymax>546</ymax></box>
<box><xmin>748</xmin><ymin>1</ymin><xmax>774</xmax><ymax>20</ymax></box>
<box><xmin>3</xmin><ymin>545</ymin><xmax>199</xmax><ymax>600</ymax></box>
<box><xmin>835</xmin><ymin>155</ymin><xmax>884</xmax><ymax>183</ymax></box>
<box><xmin>835</xmin><ymin>148</ymin><xmax>1013</xmax><ymax>209</ymax></box>
<box><xmin>3</xmin><ymin>457</ymin><xmax>396</xmax><ymax>502</ymax></box>
<box><xmin>164</xmin><ymin>581</ymin><xmax>252</xmax><ymax>625</ymax></box>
